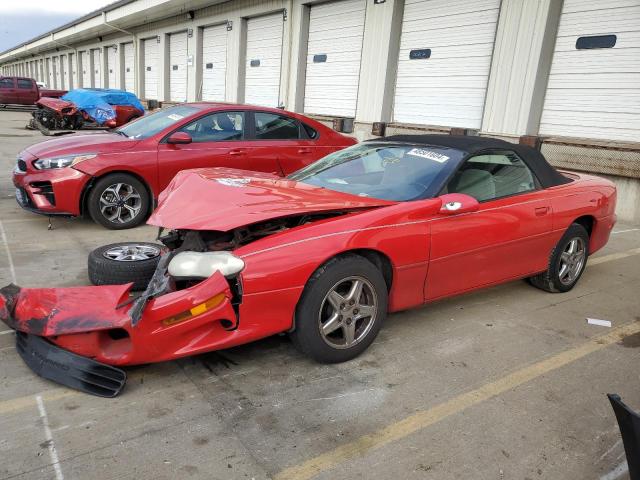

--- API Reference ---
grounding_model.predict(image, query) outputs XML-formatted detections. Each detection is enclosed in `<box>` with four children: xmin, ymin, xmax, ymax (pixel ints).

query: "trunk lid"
<box><xmin>148</xmin><ymin>168</ymin><xmax>394</xmax><ymax>231</ymax></box>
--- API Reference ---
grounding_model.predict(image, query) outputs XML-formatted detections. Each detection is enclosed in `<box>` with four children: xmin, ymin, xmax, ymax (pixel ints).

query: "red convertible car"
<box><xmin>13</xmin><ymin>103</ymin><xmax>355</xmax><ymax>229</ymax></box>
<box><xmin>0</xmin><ymin>136</ymin><xmax>616</xmax><ymax>396</ymax></box>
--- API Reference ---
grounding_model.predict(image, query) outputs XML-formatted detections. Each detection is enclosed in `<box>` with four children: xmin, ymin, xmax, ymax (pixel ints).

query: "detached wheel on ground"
<box><xmin>529</xmin><ymin>223</ymin><xmax>589</xmax><ymax>293</ymax></box>
<box><xmin>291</xmin><ymin>254</ymin><xmax>388</xmax><ymax>363</ymax></box>
<box><xmin>88</xmin><ymin>242</ymin><xmax>163</xmax><ymax>291</ymax></box>
<box><xmin>87</xmin><ymin>173</ymin><xmax>150</xmax><ymax>229</ymax></box>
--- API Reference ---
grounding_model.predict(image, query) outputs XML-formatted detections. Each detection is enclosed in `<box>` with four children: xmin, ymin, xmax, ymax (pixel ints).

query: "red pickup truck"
<box><xmin>0</xmin><ymin>77</ymin><xmax>66</xmax><ymax>106</ymax></box>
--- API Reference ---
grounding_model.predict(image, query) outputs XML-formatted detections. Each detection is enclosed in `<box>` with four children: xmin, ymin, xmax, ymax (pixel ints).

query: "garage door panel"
<box><xmin>144</xmin><ymin>38</ymin><xmax>159</xmax><ymax>100</ymax></box>
<box><xmin>540</xmin><ymin>0</ymin><xmax>640</xmax><ymax>141</ymax></box>
<box><xmin>393</xmin><ymin>0</ymin><xmax>500</xmax><ymax>128</ymax></box>
<box><xmin>92</xmin><ymin>49</ymin><xmax>102</xmax><ymax>88</ymax></box>
<box><xmin>169</xmin><ymin>32</ymin><xmax>188</xmax><ymax>102</ymax></box>
<box><xmin>107</xmin><ymin>48</ymin><xmax>117</xmax><ymax>88</ymax></box>
<box><xmin>544</xmin><ymin>89</ymin><xmax>640</xmax><ymax>113</ymax></box>
<box><xmin>123</xmin><ymin>43</ymin><xmax>135</xmax><ymax>93</ymax></box>
<box><xmin>81</xmin><ymin>52</ymin><xmax>91</xmax><ymax>87</ymax></box>
<box><xmin>553</xmin><ymin>31</ymin><xmax>640</xmax><ymax>51</ymax></box>
<box><xmin>245</xmin><ymin>12</ymin><xmax>284</xmax><ymax>107</ymax></box>
<box><xmin>303</xmin><ymin>0</ymin><xmax>366</xmax><ymax>117</ymax></box>
<box><xmin>201</xmin><ymin>25</ymin><xmax>227</xmax><ymax>101</ymax></box>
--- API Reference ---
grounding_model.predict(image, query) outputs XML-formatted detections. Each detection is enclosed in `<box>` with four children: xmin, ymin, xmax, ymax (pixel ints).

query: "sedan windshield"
<box><xmin>289</xmin><ymin>143</ymin><xmax>464</xmax><ymax>201</ymax></box>
<box><xmin>116</xmin><ymin>105</ymin><xmax>200</xmax><ymax>139</ymax></box>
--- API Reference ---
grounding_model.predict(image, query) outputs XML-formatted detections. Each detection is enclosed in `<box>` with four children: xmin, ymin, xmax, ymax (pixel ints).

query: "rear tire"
<box><xmin>87</xmin><ymin>173</ymin><xmax>150</xmax><ymax>230</ymax></box>
<box><xmin>290</xmin><ymin>254</ymin><xmax>387</xmax><ymax>363</ymax></box>
<box><xmin>88</xmin><ymin>242</ymin><xmax>162</xmax><ymax>290</ymax></box>
<box><xmin>528</xmin><ymin>223</ymin><xmax>589</xmax><ymax>293</ymax></box>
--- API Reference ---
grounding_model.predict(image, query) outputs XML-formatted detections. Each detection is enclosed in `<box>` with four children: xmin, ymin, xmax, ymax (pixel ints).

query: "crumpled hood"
<box><xmin>148</xmin><ymin>168</ymin><xmax>394</xmax><ymax>231</ymax></box>
<box><xmin>24</xmin><ymin>132</ymin><xmax>139</xmax><ymax>158</ymax></box>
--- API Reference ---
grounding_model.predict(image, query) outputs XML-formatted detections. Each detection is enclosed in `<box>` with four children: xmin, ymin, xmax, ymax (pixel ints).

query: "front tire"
<box><xmin>290</xmin><ymin>254</ymin><xmax>388</xmax><ymax>363</ymax></box>
<box><xmin>529</xmin><ymin>223</ymin><xmax>589</xmax><ymax>293</ymax></box>
<box><xmin>87</xmin><ymin>173</ymin><xmax>150</xmax><ymax>230</ymax></box>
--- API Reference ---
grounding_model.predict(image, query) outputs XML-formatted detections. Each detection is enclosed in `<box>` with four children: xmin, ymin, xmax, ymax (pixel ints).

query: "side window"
<box><xmin>302</xmin><ymin>123</ymin><xmax>318</xmax><ymax>139</ymax></box>
<box><xmin>17</xmin><ymin>79</ymin><xmax>32</xmax><ymax>89</ymax></box>
<box><xmin>0</xmin><ymin>78</ymin><xmax>14</xmax><ymax>88</ymax></box>
<box><xmin>255</xmin><ymin>112</ymin><xmax>300</xmax><ymax>140</ymax></box>
<box><xmin>446</xmin><ymin>152</ymin><xmax>537</xmax><ymax>202</ymax></box>
<box><xmin>179</xmin><ymin>111</ymin><xmax>244</xmax><ymax>142</ymax></box>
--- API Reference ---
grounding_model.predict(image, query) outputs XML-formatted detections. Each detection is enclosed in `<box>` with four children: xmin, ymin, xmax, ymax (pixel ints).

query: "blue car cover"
<box><xmin>61</xmin><ymin>88</ymin><xmax>145</xmax><ymax>125</ymax></box>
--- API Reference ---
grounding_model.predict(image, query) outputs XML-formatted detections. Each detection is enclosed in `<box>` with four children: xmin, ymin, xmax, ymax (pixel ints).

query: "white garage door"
<box><xmin>61</xmin><ymin>55</ymin><xmax>68</xmax><ymax>89</ymax></box>
<box><xmin>123</xmin><ymin>43</ymin><xmax>135</xmax><ymax>93</ymax></box>
<box><xmin>169</xmin><ymin>32</ymin><xmax>188</xmax><ymax>102</ymax></box>
<box><xmin>92</xmin><ymin>49</ymin><xmax>102</xmax><ymax>88</ymax></box>
<box><xmin>144</xmin><ymin>38</ymin><xmax>160</xmax><ymax>100</ymax></box>
<box><xmin>539</xmin><ymin>0</ymin><xmax>640</xmax><ymax>141</ymax></box>
<box><xmin>69</xmin><ymin>53</ymin><xmax>76</xmax><ymax>89</ymax></box>
<box><xmin>107</xmin><ymin>47</ymin><xmax>117</xmax><ymax>88</ymax></box>
<box><xmin>81</xmin><ymin>51</ymin><xmax>91</xmax><ymax>87</ymax></box>
<box><xmin>53</xmin><ymin>56</ymin><xmax>61</xmax><ymax>89</ymax></box>
<box><xmin>201</xmin><ymin>24</ymin><xmax>227</xmax><ymax>101</ymax></box>
<box><xmin>245</xmin><ymin>12</ymin><xmax>284</xmax><ymax>107</ymax></box>
<box><xmin>304</xmin><ymin>0</ymin><xmax>366</xmax><ymax>117</ymax></box>
<box><xmin>393</xmin><ymin>0</ymin><xmax>501</xmax><ymax>128</ymax></box>
<box><xmin>46</xmin><ymin>58</ymin><xmax>53</xmax><ymax>88</ymax></box>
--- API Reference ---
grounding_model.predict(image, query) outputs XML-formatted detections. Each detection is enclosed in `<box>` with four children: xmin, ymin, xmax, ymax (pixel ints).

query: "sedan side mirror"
<box><xmin>438</xmin><ymin>193</ymin><xmax>479</xmax><ymax>215</ymax></box>
<box><xmin>167</xmin><ymin>132</ymin><xmax>192</xmax><ymax>145</ymax></box>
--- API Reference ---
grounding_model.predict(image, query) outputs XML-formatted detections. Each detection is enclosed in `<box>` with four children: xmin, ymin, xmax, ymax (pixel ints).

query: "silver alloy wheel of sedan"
<box><xmin>102</xmin><ymin>244</ymin><xmax>161</xmax><ymax>262</ymax></box>
<box><xmin>558</xmin><ymin>237</ymin><xmax>586</xmax><ymax>286</ymax></box>
<box><xmin>99</xmin><ymin>182</ymin><xmax>142</xmax><ymax>224</ymax></box>
<box><xmin>318</xmin><ymin>276</ymin><xmax>378</xmax><ymax>349</ymax></box>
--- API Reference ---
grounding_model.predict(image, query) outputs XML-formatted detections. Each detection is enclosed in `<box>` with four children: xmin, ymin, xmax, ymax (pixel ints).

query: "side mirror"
<box><xmin>438</xmin><ymin>193</ymin><xmax>479</xmax><ymax>215</ymax></box>
<box><xmin>167</xmin><ymin>131</ymin><xmax>192</xmax><ymax>145</ymax></box>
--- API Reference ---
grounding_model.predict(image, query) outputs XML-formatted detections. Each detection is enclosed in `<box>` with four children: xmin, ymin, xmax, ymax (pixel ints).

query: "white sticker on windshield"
<box><xmin>406</xmin><ymin>148</ymin><xmax>449</xmax><ymax>163</ymax></box>
<box><xmin>167</xmin><ymin>114</ymin><xmax>184</xmax><ymax>121</ymax></box>
<box><xmin>215</xmin><ymin>178</ymin><xmax>250</xmax><ymax>187</ymax></box>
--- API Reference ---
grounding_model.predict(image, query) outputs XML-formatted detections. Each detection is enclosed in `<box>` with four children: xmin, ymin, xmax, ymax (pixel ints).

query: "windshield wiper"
<box><xmin>113</xmin><ymin>130</ymin><xmax>129</xmax><ymax>138</ymax></box>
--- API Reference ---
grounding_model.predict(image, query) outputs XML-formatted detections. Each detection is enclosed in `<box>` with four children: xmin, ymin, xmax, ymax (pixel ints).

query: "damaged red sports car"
<box><xmin>0</xmin><ymin>136</ymin><xmax>617</xmax><ymax>396</ymax></box>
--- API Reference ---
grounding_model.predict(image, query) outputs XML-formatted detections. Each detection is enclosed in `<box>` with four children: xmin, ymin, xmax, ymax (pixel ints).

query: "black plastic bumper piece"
<box><xmin>16</xmin><ymin>332</ymin><xmax>126</xmax><ymax>398</ymax></box>
<box><xmin>608</xmin><ymin>393</ymin><xmax>640</xmax><ymax>480</ymax></box>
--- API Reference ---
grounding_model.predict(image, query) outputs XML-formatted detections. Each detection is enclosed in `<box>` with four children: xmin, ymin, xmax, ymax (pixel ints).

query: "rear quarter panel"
<box><xmin>548</xmin><ymin>173</ymin><xmax>616</xmax><ymax>254</ymax></box>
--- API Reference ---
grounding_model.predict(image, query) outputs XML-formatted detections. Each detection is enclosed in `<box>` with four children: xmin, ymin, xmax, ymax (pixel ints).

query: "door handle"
<box><xmin>229</xmin><ymin>148</ymin><xmax>246</xmax><ymax>156</ymax></box>
<box><xmin>298</xmin><ymin>148</ymin><xmax>312</xmax><ymax>154</ymax></box>
<box><xmin>535</xmin><ymin>206</ymin><xmax>550</xmax><ymax>216</ymax></box>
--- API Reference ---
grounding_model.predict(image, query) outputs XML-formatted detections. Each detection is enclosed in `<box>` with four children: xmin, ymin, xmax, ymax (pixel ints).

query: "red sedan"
<box><xmin>0</xmin><ymin>135</ymin><xmax>616</xmax><ymax>396</ymax></box>
<box><xmin>12</xmin><ymin>103</ymin><xmax>355</xmax><ymax>229</ymax></box>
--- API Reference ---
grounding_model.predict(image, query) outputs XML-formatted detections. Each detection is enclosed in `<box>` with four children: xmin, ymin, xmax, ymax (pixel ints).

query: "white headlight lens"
<box><xmin>33</xmin><ymin>154</ymin><xmax>96</xmax><ymax>170</ymax></box>
<box><xmin>168</xmin><ymin>251</ymin><xmax>245</xmax><ymax>279</ymax></box>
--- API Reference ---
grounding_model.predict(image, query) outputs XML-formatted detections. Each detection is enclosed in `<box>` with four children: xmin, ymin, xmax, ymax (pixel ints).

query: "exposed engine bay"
<box><xmin>158</xmin><ymin>211</ymin><xmax>352</xmax><ymax>252</ymax></box>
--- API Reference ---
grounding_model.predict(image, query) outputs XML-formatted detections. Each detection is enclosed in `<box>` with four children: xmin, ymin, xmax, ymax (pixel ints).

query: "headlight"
<box><xmin>168</xmin><ymin>251</ymin><xmax>245</xmax><ymax>279</ymax></box>
<box><xmin>33</xmin><ymin>154</ymin><xmax>97</xmax><ymax>170</ymax></box>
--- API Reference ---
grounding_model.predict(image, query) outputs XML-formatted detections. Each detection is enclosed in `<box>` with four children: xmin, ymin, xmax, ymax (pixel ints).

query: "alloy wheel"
<box><xmin>318</xmin><ymin>276</ymin><xmax>378</xmax><ymax>349</ymax></box>
<box><xmin>99</xmin><ymin>182</ymin><xmax>142</xmax><ymax>224</ymax></box>
<box><xmin>558</xmin><ymin>237</ymin><xmax>586</xmax><ymax>285</ymax></box>
<box><xmin>102</xmin><ymin>244</ymin><xmax>161</xmax><ymax>262</ymax></box>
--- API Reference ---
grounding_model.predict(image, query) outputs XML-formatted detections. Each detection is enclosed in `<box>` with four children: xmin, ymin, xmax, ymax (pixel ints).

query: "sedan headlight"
<box><xmin>33</xmin><ymin>153</ymin><xmax>97</xmax><ymax>170</ymax></box>
<box><xmin>168</xmin><ymin>251</ymin><xmax>245</xmax><ymax>279</ymax></box>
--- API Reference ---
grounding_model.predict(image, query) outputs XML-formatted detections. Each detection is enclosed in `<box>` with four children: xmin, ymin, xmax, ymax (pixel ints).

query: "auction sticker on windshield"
<box><xmin>406</xmin><ymin>148</ymin><xmax>449</xmax><ymax>163</ymax></box>
<box><xmin>167</xmin><ymin>114</ymin><xmax>184</xmax><ymax>121</ymax></box>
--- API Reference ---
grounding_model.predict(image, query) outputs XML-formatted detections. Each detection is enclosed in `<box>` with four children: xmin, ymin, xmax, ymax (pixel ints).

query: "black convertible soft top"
<box><xmin>370</xmin><ymin>134</ymin><xmax>572</xmax><ymax>188</ymax></box>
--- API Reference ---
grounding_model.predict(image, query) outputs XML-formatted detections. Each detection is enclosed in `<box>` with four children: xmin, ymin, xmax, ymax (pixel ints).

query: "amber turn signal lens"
<box><xmin>162</xmin><ymin>293</ymin><xmax>226</xmax><ymax>326</ymax></box>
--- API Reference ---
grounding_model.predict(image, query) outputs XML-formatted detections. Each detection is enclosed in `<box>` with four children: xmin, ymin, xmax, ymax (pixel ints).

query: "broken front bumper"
<box><xmin>16</xmin><ymin>332</ymin><xmax>126</xmax><ymax>397</ymax></box>
<box><xmin>0</xmin><ymin>270</ymin><xmax>238</xmax><ymax>396</ymax></box>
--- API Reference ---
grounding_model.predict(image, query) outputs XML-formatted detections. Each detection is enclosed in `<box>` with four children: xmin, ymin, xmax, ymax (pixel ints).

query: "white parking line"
<box><xmin>0</xmin><ymin>329</ymin><xmax>14</xmax><ymax>336</ymax></box>
<box><xmin>0</xmin><ymin>219</ymin><xmax>17</xmax><ymax>283</ymax></box>
<box><xmin>612</xmin><ymin>228</ymin><xmax>640</xmax><ymax>235</ymax></box>
<box><xmin>35</xmin><ymin>394</ymin><xmax>64</xmax><ymax>480</ymax></box>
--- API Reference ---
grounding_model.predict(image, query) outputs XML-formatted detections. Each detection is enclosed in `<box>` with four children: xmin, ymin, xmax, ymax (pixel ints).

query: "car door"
<box><xmin>16</xmin><ymin>78</ymin><xmax>37</xmax><ymax>104</ymax></box>
<box><xmin>246</xmin><ymin>111</ymin><xmax>323</xmax><ymax>176</ymax></box>
<box><xmin>0</xmin><ymin>77</ymin><xmax>17</xmax><ymax>104</ymax></box>
<box><xmin>156</xmin><ymin>111</ymin><xmax>251</xmax><ymax>190</ymax></box>
<box><xmin>425</xmin><ymin>150</ymin><xmax>556</xmax><ymax>301</ymax></box>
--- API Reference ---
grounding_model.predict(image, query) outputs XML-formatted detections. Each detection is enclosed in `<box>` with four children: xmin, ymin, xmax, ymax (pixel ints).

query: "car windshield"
<box><xmin>289</xmin><ymin>143</ymin><xmax>464</xmax><ymax>201</ymax></box>
<box><xmin>116</xmin><ymin>105</ymin><xmax>199</xmax><ymax>139</ymax></box>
